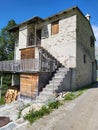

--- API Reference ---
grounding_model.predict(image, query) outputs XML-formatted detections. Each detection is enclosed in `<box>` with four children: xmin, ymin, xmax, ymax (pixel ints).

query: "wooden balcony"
<box><xmin>0</xmin><ymin>58</ymin><xmax>56</xmax><ymax>73</ymax></box>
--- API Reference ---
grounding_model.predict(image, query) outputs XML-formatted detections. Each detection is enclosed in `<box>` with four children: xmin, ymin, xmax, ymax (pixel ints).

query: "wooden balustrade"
<box><xmin>0</xmin><ymin>58</ymin><xmax>56</xmax><ymax>73</ymax></box>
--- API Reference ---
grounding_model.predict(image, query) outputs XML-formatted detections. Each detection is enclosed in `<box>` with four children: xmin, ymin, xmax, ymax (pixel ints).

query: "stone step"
<box><xmin>43</xmin><ymin>87</ymin><xmax>58</xmax><ymax>92</ymax></box>
<box><xmin>39</xmin><ymin>91</ymin><xmax>55</xmax><ymax>97</ymax></box>
<box><xmin>46</xmin><ymin>83</ymin><xmax>59</xmax><ymax>88</ymax></box>
<box><xmin>36</xmin><ymin>95</ymin><xmax>52</xmax><ymax>102</ymax></box>
<box><xmin>49</xmin><ymin>82</ymin><xmax>61</xmax><ymax>86</ymax></box>
<box><xmin>49</xmin><ymin>80</ymin><xmax>62</xmax><ymax>84</ymax></box>
<box><xmin>52</xmin><ymin>77</ymin><xmax>64</xmax><ymax>82</ymax></box>
<box><xmin>58</xmin><ymin>67</ymin><xmax>68</xmax><ymax>72</ymax></box>
<box><xmin>53</xmin><ymin>75</ymin><xmax>65</xmax><ymax>79</ymax></box>
<box><xmin>55</xmin><ymin>71</ymin><xmax>67</xmax><ymax>76</ymax></box>
<box><xmin>35</xmin><ymin>67</ymin><xmax>69</xmax><ymax>104</ymax></box>
<box><xmin>45</xmin><ymin>85</ymin><xmax>58</xmax><ymax>91</ymax></box>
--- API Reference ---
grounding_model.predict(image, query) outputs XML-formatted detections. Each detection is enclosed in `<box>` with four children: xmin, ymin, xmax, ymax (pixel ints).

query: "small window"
<box><xmin>51</xmin><ymin>21</ymin><xmax>59</xmax><ymax>35</ymax></box>
<box><xmin>90</xmin><ymin>36</ymin><xmax>94</xmax><ymax>47</ymax></box>
<box><xmin>83</xmin><ymin>54</ymin><xmax>86</xmax><ymax>63</ymax></box>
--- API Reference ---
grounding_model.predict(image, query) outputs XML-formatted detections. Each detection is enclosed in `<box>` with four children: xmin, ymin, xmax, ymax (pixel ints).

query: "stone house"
<box><xmin>0</xmin><ymin>6</ymin><xmax>96</xmax><ymax>101</ymax></box>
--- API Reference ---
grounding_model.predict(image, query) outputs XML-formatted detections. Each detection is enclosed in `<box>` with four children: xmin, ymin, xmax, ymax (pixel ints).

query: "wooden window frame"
<box><xmin>51</xmin><ymin>21</ymin><xmax>59</xmax><ymax>35</ymax></box>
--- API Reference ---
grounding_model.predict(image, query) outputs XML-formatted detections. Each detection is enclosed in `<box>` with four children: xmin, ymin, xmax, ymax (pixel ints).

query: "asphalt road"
<box><xmin>22</xmin><ymin>83</ymin><xmax>98</xmax><ymax>130</ymax></box>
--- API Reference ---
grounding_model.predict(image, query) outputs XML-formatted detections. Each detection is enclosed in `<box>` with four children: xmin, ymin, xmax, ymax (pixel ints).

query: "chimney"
<box><xmin>85</xmin><ymin>14</ymin><xmax>91</xmax><ymax>21</ymax></box>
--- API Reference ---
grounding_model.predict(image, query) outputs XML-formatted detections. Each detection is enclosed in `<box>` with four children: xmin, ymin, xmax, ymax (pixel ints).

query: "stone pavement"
<box><xmin>0</xmin><ymin>101</ymin><xmax>25</xmax><ymax>130</ymax></box>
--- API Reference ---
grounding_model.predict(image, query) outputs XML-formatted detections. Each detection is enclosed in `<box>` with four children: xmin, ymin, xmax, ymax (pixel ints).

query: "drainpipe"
<box><xmin>0</xmin><ymin>74</ymin><xmax>3</xmax><ymax>99</ymax></box>
<box><xmin>34</xmin><ymin>23</ymin><xmax>37</xmax><ymax>46</ymax></box>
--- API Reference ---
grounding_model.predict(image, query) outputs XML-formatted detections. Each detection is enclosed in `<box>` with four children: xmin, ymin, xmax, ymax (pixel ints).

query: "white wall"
<box><xmin>15</xmin><ymin>25</ymin><xmax>28</xmax><ymax>60</ymax></box>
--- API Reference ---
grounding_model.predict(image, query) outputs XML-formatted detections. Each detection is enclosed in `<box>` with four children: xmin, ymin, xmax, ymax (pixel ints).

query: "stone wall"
<box><xmin>38</xmin><ymin>72</ymin><xmax>51</xmax><ymax>93</ymax></box>
<box><xmin>76</xmin><ymin>10</ymin><xmax>96</xmax><ymax>88</ymax></box>
<box><xmin>41</xmin><ymin>13</ymin><xmax>77</xmax><ymax>67</ymax></box>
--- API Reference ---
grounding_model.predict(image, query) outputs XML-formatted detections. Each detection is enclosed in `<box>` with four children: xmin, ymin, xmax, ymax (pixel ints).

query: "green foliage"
<box><xmin>24</xmin><ymin>106</ymin><xmax>51</xmax><ymax>124</ymax></box>
<box><xmin>0</xmin><ymin>20</ymin><xmax>17</xmax><ymax>97</ymax></box>
<box><xmin>0</xmin><ymin>96</ymin><xmax>5</xmax><ymax>105</ymax></box>
<box><xmin>0</xmin><ymin>20</ymin><xmax>17</xmax><ymax>60</ymax></box>
<box><xmin>24</xmin><ymin>101</ymin><xmax>63</xmax><ymax>124</ymax></box>
<box><xmin>2</xmin><ymin>74</ymin><xmax>12</xmax><ymax>88</ymax></box>
<box><xmin>64</xmin><ymin>90</ymin><xmax>86</xmax><ymax>101</ymax></box>
<box><xmin>64</xmin><ymin>93</ymin><xmax>75</xmax><ymax>100</ymax></box>
<box><xmin>48</xmin><ymin>101</ymin><xmax>62</xmax><ymax>109</ymax></box>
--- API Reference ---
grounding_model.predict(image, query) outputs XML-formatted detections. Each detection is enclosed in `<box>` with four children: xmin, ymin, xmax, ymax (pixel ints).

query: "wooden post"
<box><xmin>34</xmin><ymin>23</ymin><xmax>36</xmax><ymax>46</ymax></box>
<box><xmin>0</xmin><ymin>74</ymin><xmax>3</xmax><ymax>99</ymax></box>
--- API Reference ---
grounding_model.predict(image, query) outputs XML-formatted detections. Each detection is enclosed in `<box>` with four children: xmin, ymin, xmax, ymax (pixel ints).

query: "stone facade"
<box><xmin>41</xmin><ymin>14</ymin><xmax>76</xmax><ymax>68</ymax></box>
<box><xmin>76</xmin><ymin>9</ymin><xmax>96</xmax><ymax>88</ymax></box>
<box><xmin>11</xmin><ymin>6</ymin><xmax>96</xmax><ymax>97</ymax></box>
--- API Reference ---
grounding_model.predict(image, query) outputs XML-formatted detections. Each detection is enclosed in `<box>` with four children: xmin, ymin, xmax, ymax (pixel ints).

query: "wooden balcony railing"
<box><xmin>0</xmin><ymin>58</ymin><xmax>57</xmax><ymax>73</ymax></box>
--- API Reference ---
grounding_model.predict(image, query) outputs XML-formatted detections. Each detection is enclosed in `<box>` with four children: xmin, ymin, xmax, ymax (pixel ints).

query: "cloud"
<box><xmin>92</xmin><ymin>25</ymin><xmax>98</xmax><ymax>46</ymax></box>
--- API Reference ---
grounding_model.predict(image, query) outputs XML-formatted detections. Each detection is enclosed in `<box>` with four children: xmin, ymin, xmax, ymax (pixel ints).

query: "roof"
<box><xmin>8</xmin><ymin>6</ymin><xmax>78</xmax><ymax>32</ymax></box>
<box><xmin>8</xmin><ymin>16</ymin><xmax>43</xmax><ymax>32</ymax></box>
<box><xmin>8</xmin><ymin>6</ymin><xmax>96</xmax><ymax>40</ymax></box>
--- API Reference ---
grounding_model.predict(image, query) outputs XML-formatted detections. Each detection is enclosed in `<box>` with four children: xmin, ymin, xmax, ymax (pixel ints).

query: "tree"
<box><xmin>0</xmin><ymin>20</ymin><xmax>17</xmax><ymax>100</ymax></box>
<box><xmin>0</xmin><ymin>20</ymin><xmax>17</xmax><ymax>60</ymax></box>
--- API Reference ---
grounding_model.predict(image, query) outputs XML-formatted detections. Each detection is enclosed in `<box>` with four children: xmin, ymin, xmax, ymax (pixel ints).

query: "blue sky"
<box><xmin>0</xmin><ymin>0</ymin><xmax>98</xmax><ymax>45</ymax></box>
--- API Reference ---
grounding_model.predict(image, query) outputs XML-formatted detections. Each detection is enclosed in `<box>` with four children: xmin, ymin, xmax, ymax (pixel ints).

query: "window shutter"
<box><xmin>51</xmin><ymin>21</ymin><xmax>59</xmax><ymax>35</ymax></box>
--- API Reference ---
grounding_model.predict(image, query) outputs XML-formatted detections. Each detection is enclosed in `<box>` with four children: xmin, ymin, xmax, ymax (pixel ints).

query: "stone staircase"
<box><xmin>35</xmin><ymin>67</ymin><xmax>70</xmax><ymax>103</ymax></box>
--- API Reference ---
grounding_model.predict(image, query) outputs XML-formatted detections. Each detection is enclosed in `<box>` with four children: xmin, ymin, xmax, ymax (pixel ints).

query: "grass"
<box><xmin>24</xmin><ymin>106</ymin><xmax>51</xmax><ymax>124</ymax></box>
<box><xmin>64</xmin><ymin>89</ymin><xmax>86</xmax><ymax>101</ymax></box>
<box><xmin>24</xmin><ymin>101</ymin><xmax>62</xmax><ymax>124</ymax></box>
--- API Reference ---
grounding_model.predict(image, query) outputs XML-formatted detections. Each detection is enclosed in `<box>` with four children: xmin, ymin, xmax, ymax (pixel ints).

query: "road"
<box><xmin>20</xmin><ymin>83</ymin><xmax>98</xmax><ymax>130</ymax></box>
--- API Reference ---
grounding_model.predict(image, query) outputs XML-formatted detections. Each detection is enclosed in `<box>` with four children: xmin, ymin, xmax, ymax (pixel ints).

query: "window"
<box><xmin>83</xmin><ymin>54</ymin><xmax>86</xmax><ymax>63</ymax></box>
<box><xmin>90</xmin><ymin>36</ymin><xmax>94</xmax><ymax>47</ymax></box>
<box><xmin>28</xmin><ymin>32</ymin><xmax>34</xmax><ymax>46</ymax></box>
<box><xmin>51</xmin><ymin>21</ymin><xmax>59</xmax><ymax>35</ymax></box>
<box><xmin>15</xmin><ymin>31</ymin><xmax>19</xmax><ymax>46</ymax></box>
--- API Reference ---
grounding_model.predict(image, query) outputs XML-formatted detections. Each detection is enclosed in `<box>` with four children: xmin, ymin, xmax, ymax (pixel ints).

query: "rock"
<box><xmin>30</xmin><ymin>103</ymin><xmax>44</xmax><ymax>111</ymax></box>
<box><xmin>21</xmin><ymin>103</ymin><xmax>44</xmax><ymax>117</ymax></box>
<box><xmin>21</xmin><ymin>106</ymin><xmax>31</xmax><ymax>117</ymax></box>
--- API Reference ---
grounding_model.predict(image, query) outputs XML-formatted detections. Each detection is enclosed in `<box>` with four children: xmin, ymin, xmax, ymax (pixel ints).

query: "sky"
<box><xmin>0</xmin><ymin>0</ymin><xmax>98</xmax><ymax>46</ymax></box>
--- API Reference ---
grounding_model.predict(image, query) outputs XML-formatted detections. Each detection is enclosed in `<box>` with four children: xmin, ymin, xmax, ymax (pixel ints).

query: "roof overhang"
<box><xmin>8</xmin><ymin>16</ymin><xmax>44</xmax><ymax>32</ymax></box>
